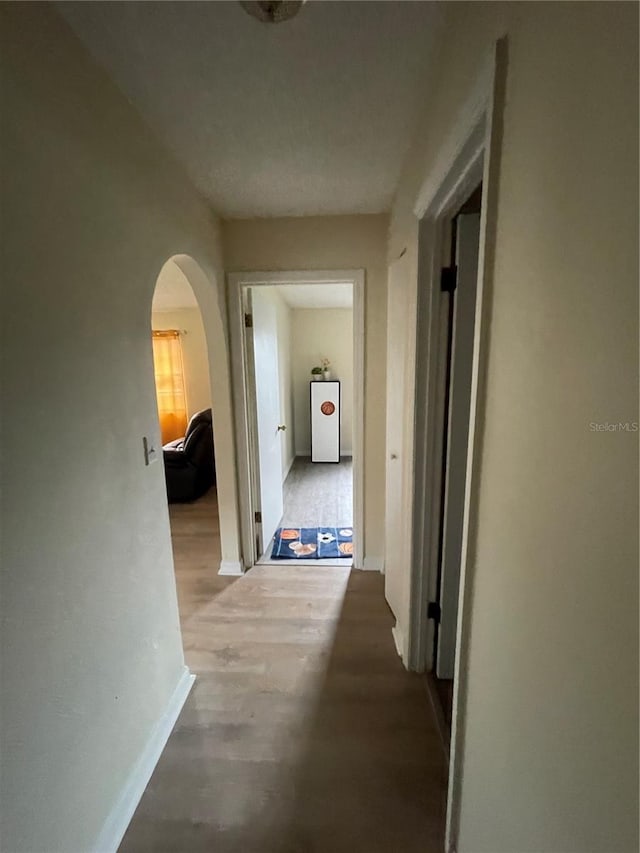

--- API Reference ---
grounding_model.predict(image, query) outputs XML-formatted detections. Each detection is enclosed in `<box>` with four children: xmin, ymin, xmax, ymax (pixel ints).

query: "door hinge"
<box><xmin>427</xmin><ymin>600</ymin><xmax>441</xmax><ymax>622</ymax></box>
<box><xmin>244</xmin><ymin>313</ymin><xmax>253</xmax><ymax>328</ymax></box>
<box><xmin>254</xmin><ymin>510</ymin><xmax>262</xmax><ymax>524</ymax></box>
<box><xmin>440</xmin><ymin>266</ymin><xmax>458</xmax><ymax>293</ymax></box>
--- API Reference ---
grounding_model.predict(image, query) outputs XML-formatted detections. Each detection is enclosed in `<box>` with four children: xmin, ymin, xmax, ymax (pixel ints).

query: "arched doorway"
<box><xmin>151</xmin><ymin>259</ymin><xmax>220</xmax><ymax>617</ymax></box>
<box><xmin>150</xmin><ymin>256</ymin><xmax>243</xmax><ymax>620</ymax></box>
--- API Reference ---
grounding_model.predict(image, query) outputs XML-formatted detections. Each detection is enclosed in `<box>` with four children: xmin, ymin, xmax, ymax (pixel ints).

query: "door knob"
<box><xmin>390</xmin><ymin>453</ymin><xmax>398</xmax><ymax>459</ymax></box>
<box><xmin>277</xmin><ymin>424</ymin><xmax>287</xmax><ymax>432</ymax></box>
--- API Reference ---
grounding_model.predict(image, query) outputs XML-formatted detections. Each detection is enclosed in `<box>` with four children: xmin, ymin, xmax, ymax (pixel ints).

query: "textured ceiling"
<box><xmin>57</xmin><ymin>1</ymin><xmax>442</xmax><ymax>218</ymax></box>
<box><xmin>276</xmin><ymin>283</ymin><xmax>353</xmax><ymax>309</ymax></box>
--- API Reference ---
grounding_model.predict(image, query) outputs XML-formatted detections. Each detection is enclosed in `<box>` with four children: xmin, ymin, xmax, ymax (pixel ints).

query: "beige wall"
<box><xmin>0</xmin><ymin>5</ymin><xmax>239</xmax><ymax>852</ymax></box>
<box><xmin>152</xmin><ymin>307</ymin><xmax>213</xmax><ymax>420</ymax></box>
<box><xmin>291</xmin><ymin>309</ymin><xmax>354</xmax><ymax>456</ymax></box>
<box><xmin>390</xmin><ymin>2</ymin><xmax>639</xmax><ymax>850</ymax></box>
<box><xmin>222</xmin><ymin>215</ymin><xmax>388</xmax><ymax>563</ymax></box>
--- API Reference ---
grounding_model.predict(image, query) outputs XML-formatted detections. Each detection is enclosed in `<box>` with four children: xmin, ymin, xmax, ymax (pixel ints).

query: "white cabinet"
<box><xmin>310</xmin><ymin>380</ymin><xmax>340</xmax><ymax>462</ymax></box>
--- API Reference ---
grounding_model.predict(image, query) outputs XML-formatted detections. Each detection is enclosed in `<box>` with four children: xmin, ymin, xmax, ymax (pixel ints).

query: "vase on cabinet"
<box><xmin>322</xmin><ymin>370</ymin><xmax>331</xmax><ymax>381</ymax></box>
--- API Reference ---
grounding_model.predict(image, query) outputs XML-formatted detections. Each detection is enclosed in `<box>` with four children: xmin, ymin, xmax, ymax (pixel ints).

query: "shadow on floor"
<box><xmin>119</xmin><ymin>569</ymin><xmax>447</xmax><ymax>852</ymax></box>
<box><xmin>274</xmin><ymin>571</ymin><xmax>448</xmax><ymax>853</ymax></box>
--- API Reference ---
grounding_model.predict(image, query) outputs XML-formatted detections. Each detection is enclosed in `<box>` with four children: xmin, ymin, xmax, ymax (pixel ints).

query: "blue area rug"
<box><xmin>271</xmin><ymin>527</ymin><xmax>353</xmax><ymax>559</ymax></box>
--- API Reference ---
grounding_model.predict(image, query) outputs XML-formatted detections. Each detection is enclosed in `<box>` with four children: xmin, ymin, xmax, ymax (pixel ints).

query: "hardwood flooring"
<box><xmin>167</xmin><ymin>489</ymin><xmax>236</xmax><ymax>620</ymax></box>
<box><xmin>261</xmin><ymin>457</ymin><xmax>354</xmax><ymax>564</ymax></box>
<box><xmin>119</xmin><ymin>488</ymin><xmax>448</xmax><ymax>852</ymax></box>
<box><xmin>280</xmin><ymin>456</ymin><xmax>353</xmax><ymax>528</ymax></box>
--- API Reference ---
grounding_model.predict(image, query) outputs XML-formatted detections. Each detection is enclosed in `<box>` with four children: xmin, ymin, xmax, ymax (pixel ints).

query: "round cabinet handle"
<box><xmin>277</xmin><ymin>424</ymin><xmax>287</xmax><ymax>432</ymax></box>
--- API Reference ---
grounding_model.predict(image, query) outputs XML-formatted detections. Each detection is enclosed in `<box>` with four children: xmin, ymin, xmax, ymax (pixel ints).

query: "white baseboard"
<box><xmin>218</xmin><ymin>559</ymin><xmax>244</xmax><ymax>576</ymax></box>
<box><xmin>391</xmin><ymin>624</ymin><xmax>404</xmax><ymax>658</ymax></box>
<box><xmin>362</xmin><ymin>555</ymin><xmax>384</xmax><ymax>572</ymax></box>
<box><xmin>93</xmin><ymin>666</ymin><xmax>195</xmax><ymax>853</ymax></box>
<box><xmin>282</xmin><ymin>454</ymin><xmax>296</xmax><ymax>481</ymax></box>
<box><xmin>295</xmin><ymin>450</ymin><xmax>354</xmax><ymax>458</ymax></box>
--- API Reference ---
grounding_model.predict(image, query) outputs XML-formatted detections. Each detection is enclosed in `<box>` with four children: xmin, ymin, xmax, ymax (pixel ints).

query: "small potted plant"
<box><xmin>311</xmin><ymin>365</ymin><xmax>323</xmax><ymax>380</ymax></box>
<box><xmin>321</xmin><ymin>358</ymin><xmax>331</xmax><ymax>380</ymax></box>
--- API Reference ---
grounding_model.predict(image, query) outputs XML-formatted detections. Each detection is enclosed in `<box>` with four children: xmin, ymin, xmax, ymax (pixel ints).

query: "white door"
<box><xmin>437</xmin><ymin>213</ymin><xmax>481</xmax><ymax>679</ymax></box>
<box><xmin>250</xmin><ymin>288</ymin><xmax>284</xmax><ymax>556</ymax></box>
<box><xmin>385</xmin><ymin>253</ymin><xmax>411</xmax><ymax>626</ymax></box>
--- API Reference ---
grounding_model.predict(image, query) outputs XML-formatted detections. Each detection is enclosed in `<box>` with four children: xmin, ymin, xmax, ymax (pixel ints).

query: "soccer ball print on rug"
<box><xmin>271</xmin><ymin>527</ymin><xmax>353</xmax><ymax>559</ymax></box>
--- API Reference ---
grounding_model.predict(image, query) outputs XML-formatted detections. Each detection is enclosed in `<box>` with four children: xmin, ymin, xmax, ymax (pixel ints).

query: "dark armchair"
<box><xmin>163</xmin><ymin>408</ymin><xmax>215</xmax><ymax>503</ymax></box>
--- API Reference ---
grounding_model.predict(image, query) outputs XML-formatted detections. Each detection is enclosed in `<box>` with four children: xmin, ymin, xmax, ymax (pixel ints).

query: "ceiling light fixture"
<box><xmin>239</xmin><ymin>1</ymin><xmax>306</xmax><ymax>24</ymax></box>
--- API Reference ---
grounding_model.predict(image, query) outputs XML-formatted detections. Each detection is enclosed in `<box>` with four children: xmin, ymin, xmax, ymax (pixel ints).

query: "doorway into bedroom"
<box><xmin>151</xmin><ymin>259</ymin><xmax>223</xmax><ymax>618</ymax></box>
<box><xmin>233</xmin><ymin>274</ymin><xmax>363</xmax><ymax>567</ymax></box>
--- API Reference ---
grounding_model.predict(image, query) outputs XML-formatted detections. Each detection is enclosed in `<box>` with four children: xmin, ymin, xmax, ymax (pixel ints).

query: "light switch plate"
<box><xmin>143</xmin><ymin>436</ymin><xmax>158</xmax><ymax>466</ymax></box>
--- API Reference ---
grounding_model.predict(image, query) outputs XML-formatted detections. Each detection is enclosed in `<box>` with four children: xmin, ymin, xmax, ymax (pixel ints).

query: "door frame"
<box><xmin>435</xmin><ymin>211</ymin><xmax>481</xmax><ymax>681</ymax></box>
<box><xmin>406</xmin><ymin>39</ymin><xmax>507</xmax><ymax>851</ymax></box>
<box><xmin>228</xmin><ymin>269</ymin><xmax>365</xmax><ymax>570</ymax></box>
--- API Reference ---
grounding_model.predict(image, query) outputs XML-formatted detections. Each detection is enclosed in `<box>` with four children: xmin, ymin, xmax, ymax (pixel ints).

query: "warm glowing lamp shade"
<box><xmin>152</xmin><ymin>330</ymin><xmax>188</xmax><ymax>444</ymax></box>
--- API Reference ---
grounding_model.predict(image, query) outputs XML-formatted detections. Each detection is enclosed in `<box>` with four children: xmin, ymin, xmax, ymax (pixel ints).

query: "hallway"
<box><xmin>261</xmin><ymin>457</ymin><xmax>354</xmax><ymax>564</ymax></box>
<box><xmin>120</xmin><ymin>496</ymin><xmax>448</xmax><ymax>852</ymax></box>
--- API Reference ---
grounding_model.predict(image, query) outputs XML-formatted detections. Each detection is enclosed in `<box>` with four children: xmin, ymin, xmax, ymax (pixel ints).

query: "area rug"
<box><xmin>271</xmin><ymin>527</ymin><xmax>353</xmax><ymax>559</ymax></box>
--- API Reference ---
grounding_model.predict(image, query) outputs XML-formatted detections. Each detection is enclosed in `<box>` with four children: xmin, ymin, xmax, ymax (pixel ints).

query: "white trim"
<box><xmin>218</xmin><ymin>559</ymin><xmax>244</xmax><ymax>576</ymax></box>
<box><xmin>445</xmin><ymin>41</ymin><xmax>508</xmax><ymax>852</ymax></box>
<box><xmin>257</xmin><ymin>558</ymin><xmax>353</xmax><ymax>568</ymax></box>
<box><xmin>282</xmin><ymin>453</ymin><xmax>296</xmax><ymax>482</ymax></box>
<box><xmin>407</xmin><ymin>146</ymin><xmax>487</xmax><ymax>676</ymax></box>
<box><xmin>406</xmin><ymin>39</ymin><xmax>507</xmax><ymax>853</ymax></box>
<box><xmin>295</xmin><ymin>450</ymin><xmax>354</xmax><ymax>458</ymax></box>
<box><xmin>228</xmin><ymin>270</ymin><xmax>366</xmax><ymax>571</ymax></box>
<box><xmin>413</xmin><ymin>49</ymin><xmax>496</xmax><ymax>219</ymax></box>
<box><xmin>352</xmin><ymin>273</ymin><xmax>365</xmax><ymax>571</ymax></box>
<box><xmin>362</xmin><ymin>555</ymin><xmax>384</xmax><ymax>572</ymax></box>
<box><xmin>391</xmin><ymin>623</ymin><xmax>404</xmax><ymax>658</ymax></box>
<box><xmin>93</xmin><ymin>667</ymin><xmax>195</xmax><ymax>853</ymax></box>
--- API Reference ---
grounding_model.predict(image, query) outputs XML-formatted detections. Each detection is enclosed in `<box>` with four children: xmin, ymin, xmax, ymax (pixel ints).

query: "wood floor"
<box><xmin>261</xmin><ymin>456</ymin><xmax>354</xmax><ymax>563</ymax></box>
<box><xmin>280</xmin><ymin>456</ymin><xmax>353</xmax><ymax>528</ymax></box>
<box><xmin>119</xmin><ymin>488</ymin><xmax>448</xmax><ymax>852</ymax></box>
<box><xmin>168</xmin><ymin>489</ymin><xmax>236</xmax><ymax>620</ymax></box>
